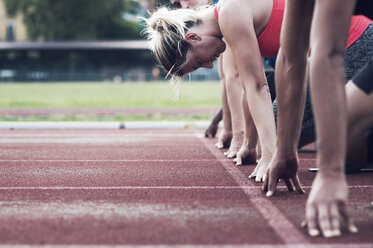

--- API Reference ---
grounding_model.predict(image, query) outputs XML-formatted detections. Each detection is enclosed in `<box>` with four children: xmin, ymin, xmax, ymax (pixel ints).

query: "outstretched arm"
<box><xmin>215</xmin><ymin>55</ymin><xmax>232</xmax><ymax>149</ymax></box>
<box><xmin>234</xmin><ymin>90</ymin><xmax>258</xmax><ymax>166</ymax></box>
<box><xmin>263</xmin><ymin>0</ymin><xmax>313</xmax><ymax>196</ymax></box>
<box><xmin>264</xmin><ymin>0</ymin><xmax>358</xmax><ymax>238</ymax></box>
<box><xmin>220</xmin><ymin>5</ymin><xmax>276</xmax><ymax>182</ymax></box>
<box><xmin>222</xmin><ymin>44</ymin><xmax>245</xmax><ymax>158</ymax></box>
<box><xmin>205</xmin><ymin>107</ymin><xmax>222</xmax><ymax>138</ymax></box>
<box><xmin>304</xmin><ymin>0</ymin><xmax>357</xmax><ymax>238</ymax></box>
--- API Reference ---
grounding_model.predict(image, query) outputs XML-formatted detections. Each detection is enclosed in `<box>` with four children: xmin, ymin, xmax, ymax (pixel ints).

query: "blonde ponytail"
<box><xmin>142</xmin><ymin>7</ymin><xmax>210</xmax><ymax>99</ymax></box>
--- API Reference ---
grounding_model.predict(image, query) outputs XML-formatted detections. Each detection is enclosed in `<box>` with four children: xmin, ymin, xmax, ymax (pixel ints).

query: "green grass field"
<box><xmin>0</xmin><ymin>81</ymin><xmax>220</xmax><ymax>107</ymax></box>
<box><xmin>0</xmin><ymin>81</ymin><xmax>221</xmax><ymax>121</ymax></box>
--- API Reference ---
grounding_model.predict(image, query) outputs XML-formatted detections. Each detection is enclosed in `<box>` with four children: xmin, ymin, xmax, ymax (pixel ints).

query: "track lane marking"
<box><xmin>197</xmin><ymin>136</ymin><xmax>310</xmax><ymax>245</ymax></box>
<box><xmin>0</xmin><ymin>133</ymin><xmax>204</xmax><ymax>138</ymax></box>
<box><xmin>0</xmin><ymin>186</ymin><xmax>255</xmax><ymax>190</ymax></box>
<box><xmin>0</xmin><ymin>159</ymin><xmax>225</xmax><ymax>162</ymax></box>
<box><xmin>0</xmin><ymin>185</ymin><xmax>371</xmax><ymax>190</ymax></box>
<box><xmin>0</xmin><ymin>244</ymin><xmax>371</xmax><ymax>248</ymax></box>
<box><xmin>0</xmin><ymin>158</ymin><xmax>315</xmax><ymax>162</ymax></box>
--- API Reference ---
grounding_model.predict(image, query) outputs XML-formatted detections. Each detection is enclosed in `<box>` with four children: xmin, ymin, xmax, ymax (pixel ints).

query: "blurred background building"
<box><xmin>0</xmin><ymin>0</ymin><xmax>219</xmax><ymax>83</ymax></box>
<box><xmin>0</xmin><ymin>0</ymin><xmax>27</xmax><ymax>41</ymax></box>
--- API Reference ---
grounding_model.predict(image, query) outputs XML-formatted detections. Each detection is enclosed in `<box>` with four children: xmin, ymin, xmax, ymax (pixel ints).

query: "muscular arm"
<box><xmin>222</xmin><ymin>45</ymin><xmax>245</xmax><ymax>157</ymax></box>
<box><xmin>215</xmin><ymin>55</ymin><xmax>233</xmax><ymax>148</ymax></box>
<box><xmin>306</xmin><ymin>0</ymin><xmax>357</xmax><ymax>237</ymax></box>
<box><xmin>219</xmin><ymin>5</ymin><xmax>276</xmax><ymax>178</ymax></box>
<box><xmin>263</xmin><ymin>0</ymin><xmax>313</xmax><ymax>198</ymax></box>
<box><xmin>234</xmin><ymin>89</ymin><xmax>259</xmax><ymax>165</ymax></box>
<box><xmin>273</xmin><ymin>1</ymin><xmax>313</xmax><ymax>158</ymax></box>
<box><xmin>265</xmin><ymin>0</ymin><xmax>358</xmax><ymax>238</ymax></box>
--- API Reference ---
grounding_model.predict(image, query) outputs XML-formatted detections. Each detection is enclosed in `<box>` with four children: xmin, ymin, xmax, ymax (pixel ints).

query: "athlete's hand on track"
<box><xmin>303</xmin><ymin>173</ymin><xmax>358</xmax><ymax>238</ymax></box>
<box><xmin>249</xmin><ymin>157</ymin><xmax>271</xmax><ymax>182</ymax></box>
<box><xmin>204</xmin><ymin>123</ymin><xmax>219</xmax><ymax>138</ymax></box>
<box><xmin>233</xmin><ymin>144</ymin><xmax>257</xmax><ymax>166</ymax></box>
<box><xmin>214</xmin><ymin>129</ymin><xmax>232</xmax><ymax>149</ymax></box>
<box><xmin>224</xmin><ymin>132</ymin><xmax>244</xmax><ymax>158</ymax></box>
<box><xmin>263</xmin><ymin>152</ymin><xmax>305</xmax><ymax>196</ymax></box>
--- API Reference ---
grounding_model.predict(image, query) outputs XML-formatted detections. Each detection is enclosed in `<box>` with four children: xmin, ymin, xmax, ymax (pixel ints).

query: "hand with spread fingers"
<box><xmin>249</xmin><ymin>157</ymin><xmax>271</xmax><ymax>182</ymax></box>
<box><xmin>304</xmin><ymin>173</ymin><xmax>358</xmax><ymax>238</ymax></box>
<box><xmin>263</xmin><ymin>151</ymin><xmax>305</xmax><ymax>197</ymax></box>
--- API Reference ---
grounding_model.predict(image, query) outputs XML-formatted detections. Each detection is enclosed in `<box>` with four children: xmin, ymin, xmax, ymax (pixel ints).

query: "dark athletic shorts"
<box><xmin>354</xmin><ymin>0</ymin><xmax>373</xmax><ymax>19</ymax></box>
<box><xmin>351</xmin><ymin>59</ymin><xmax>373</xmax><ymax>94</ymax></box>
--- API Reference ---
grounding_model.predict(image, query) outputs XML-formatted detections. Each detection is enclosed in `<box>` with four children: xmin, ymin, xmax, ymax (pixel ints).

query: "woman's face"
<box><xmin>170</xmin><ymin>0</ymin><xmax>210</xmax><ymax>9</ymax></box>
<box><xmin>181</xmin><ymin>34</ymin><xmax>226</xmax><ymax>74</ymax></box>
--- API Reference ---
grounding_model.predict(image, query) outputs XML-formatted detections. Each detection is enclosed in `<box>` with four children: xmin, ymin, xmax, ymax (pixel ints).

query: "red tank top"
<box><xmin>256</xmin><ymin>0</ymin><xmax>285</xmax><ymax>57</ymax></box>
<box><xmin>214</xmin><ymin>0</ymin><xmax>371</xmax><ymax>58</ymax></box>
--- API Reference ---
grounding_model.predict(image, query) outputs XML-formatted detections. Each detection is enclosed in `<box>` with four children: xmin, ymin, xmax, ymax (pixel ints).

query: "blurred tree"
<box><xmin>4</xmin><ymin>0</ymin><xmax>141</xmax><ymax>40</ymax></box>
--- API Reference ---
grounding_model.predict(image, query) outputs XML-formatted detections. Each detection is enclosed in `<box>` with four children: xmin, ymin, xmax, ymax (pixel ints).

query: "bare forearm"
<box><xmin>223</xmin><ymin>45</ymin><xmax>245</xmax><ymax>137</ymax></box>
<box><xmin>244</xmin><ymin>83</ymin><xmax>276</xmax><ymax>157</ymax></box>
<box><xmin>241</xmin><ymin>90</ymin><xmax>258</xmax><ymax>149</ymax></box>
<box><xmin>220</xmin><ymin>78</ymin><xmax>232</xmax><ymax>131</ymax></box>
<box><xmin>226</xmin><ymin>75</ymin><xmax>244</xmax><ymax>137</ymax></box>
<box><xmin>275</xmin><ymin>50</ymin><xmax>308</xmax><ymax>156</ymax></box>
<box><xmin>309</xmin><ymin>0</ymin><xmax>355</xmax><ymax>175</ymax></box>
<box><xmin>211</xmin><ymin>108</ymin><xmax>222</xmax><ymax>125</ymax></box>
<box><xmin>310</xmin><ymin>55</ymin><xmax>346</xmax><ymax>175</ymax></box>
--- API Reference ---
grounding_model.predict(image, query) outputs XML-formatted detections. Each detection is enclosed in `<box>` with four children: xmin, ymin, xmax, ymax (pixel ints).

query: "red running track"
<box><xmin>0</xmin><ymin>129</ymin><xmax>372</xmax><ymax>247</ymax></box>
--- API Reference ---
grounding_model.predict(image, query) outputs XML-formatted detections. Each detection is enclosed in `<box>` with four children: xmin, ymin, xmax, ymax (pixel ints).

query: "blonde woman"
<box><xmin>171</xmin><ymin>0</ymin><xmax>246</xmax><ymax>161</ymax></box>
<box><xmin>144</xmin><ymin>0</ymin><xmax>277</xmax><ymax>181</ymax></box>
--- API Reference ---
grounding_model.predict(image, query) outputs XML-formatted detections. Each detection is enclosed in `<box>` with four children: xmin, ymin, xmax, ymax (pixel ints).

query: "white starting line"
<box><xmin>0</xmin><ymin>244</ymin><xmax>371</xmax><ymax>248</ymax></box>
<box><xmin>0</xmin><ymin>121</ymin><xmax>213</xmax><ymax>130</ymax></box>
<box><xmin>0</xmin><ymin>185</ymin><xmax>371</xmax><ymax>190</ymax></box>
